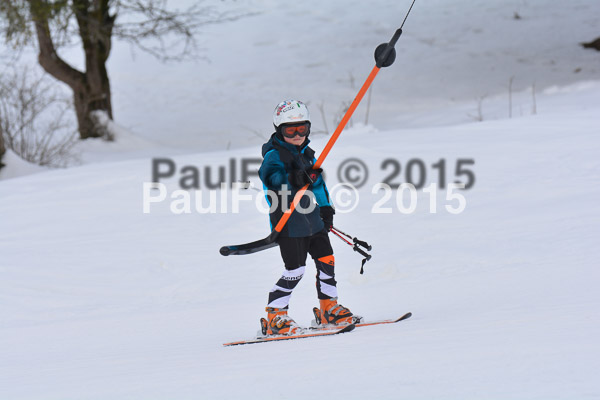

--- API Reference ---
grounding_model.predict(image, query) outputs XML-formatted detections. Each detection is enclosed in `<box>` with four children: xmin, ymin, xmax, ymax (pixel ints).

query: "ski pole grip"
<box><xmin>354</xmin><ymin>246</ymin><xmax>372</xmax><ymax>261</ymax></box>
<box><xmin>354</xmin><ymin>238</ymin><xmax>372</xmax><ymax>251</ymax></box>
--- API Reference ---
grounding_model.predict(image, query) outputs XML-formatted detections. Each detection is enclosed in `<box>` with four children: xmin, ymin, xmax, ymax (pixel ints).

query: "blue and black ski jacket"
<box><xmin>259</xmin><ymin>133</ymin><xmax>332</xmax><ymax>238</ymax></box>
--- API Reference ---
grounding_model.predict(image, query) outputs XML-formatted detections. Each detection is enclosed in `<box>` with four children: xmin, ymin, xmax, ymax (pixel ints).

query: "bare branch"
<box><xmin>0</xmin><ymin>0</ymin><xmax>34</xmax><ymax>47</ymax></box>
<box><xmin>0</xmin><ymin>67</ymin><xmax>79</xmax><ymax>167</ymax></box>
<box><xmin>242</xmin><ymin>125</ymin><xmax>268</xmax><ymax>141</ymax></box>
<box><xmin>467</xmin><ymin>94</ymin><xmax>487</xmax><ymax>122</ymax></box>
<box><xmin>508</xmin><ymin>75</ymin><xmax>514</xmax><ymax>119</ymax></box>
<box><xmin>112</xmin><ymin>0</ymin><xmax>257</xmax><ymax>61</ymax></box>
<box><xmin>531</xmin><ymin>82</ymin><xmax>537</xmax><ymax>115</ymax></box>
<box><xmin>27</xmin><ymin>0</ymin><xmax>86</xmax><ymax>88</ymax></box>
<box><xmin>316</xmin><ymin>101</ymin><xmax>329</xmax><ymax>135</ymax></box>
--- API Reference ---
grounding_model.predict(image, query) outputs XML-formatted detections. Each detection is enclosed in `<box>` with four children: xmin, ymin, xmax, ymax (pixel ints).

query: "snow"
<box><xmin>3</xmin><ymin>0</ymin><xmax>599</xmax><ymax>153</ymax></box>
<box><xmin>73</xmin><ymin>111</ymin><xmax>187</xmax><ymax>164</ymax></box>
<box><xmin>1</xmin><ymin>81</ymin><xmax>600</xmax><ymax>399</ymax></box>
<box><xmin>102</xmin><ymin>0</ymin><xmax>600</xmax><ymax>150</ymax></box>
<box><xmin>0</xmin><ymin>150</ymin><xmax>47</xmax><ymax>180</ymax></box>
<box><xmin>1</xmin><ymin>0</ymin><xmax>600</xmax><ymax>398</ymax></box>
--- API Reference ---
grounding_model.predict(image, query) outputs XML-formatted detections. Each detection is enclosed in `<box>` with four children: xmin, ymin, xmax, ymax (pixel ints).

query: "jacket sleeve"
<box><xmin>259</xmin><ymin>149</ymin><xmax>287</xmax><ymax>190</ymax></box>
<box><xmin>311</xmin><ymin>158</ymin><xmax>332</xmax><ymax>207</ymax></box>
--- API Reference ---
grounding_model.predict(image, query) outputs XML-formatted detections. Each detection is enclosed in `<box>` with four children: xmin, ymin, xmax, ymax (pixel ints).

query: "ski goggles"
<box><xmin>281</xmin><ymin>123</ymin><xmax>310</xmax><ymax>138</ymax></box>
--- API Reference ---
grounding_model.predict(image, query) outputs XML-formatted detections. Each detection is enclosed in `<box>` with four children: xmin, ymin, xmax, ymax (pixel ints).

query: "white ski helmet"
<box><xmin>273</xmin><ymin>100</ymin><xmax>310</xmax><ymax>127</ymax></box>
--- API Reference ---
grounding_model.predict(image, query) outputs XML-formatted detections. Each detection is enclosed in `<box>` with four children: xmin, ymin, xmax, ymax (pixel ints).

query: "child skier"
<box><xmin>258</xmin><ymin>100</ymin><xmax>359</xmax><ymax>336</ymax></box>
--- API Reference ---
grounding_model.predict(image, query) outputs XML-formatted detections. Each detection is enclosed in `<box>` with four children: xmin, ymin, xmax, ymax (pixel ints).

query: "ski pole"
<box><xmin>331</xmin><ymin>226</ymin><xmax>372</xmax><ymax>251</ymax></box>
<box><xmin>330</xmin><ymin>229</ymin><xmax>353</xmax><ymax>246</ymax></box>
<box><xmin>330</xmin><ymin>229</ymin><xmax>372</xmax><ymax>275</ymax></box>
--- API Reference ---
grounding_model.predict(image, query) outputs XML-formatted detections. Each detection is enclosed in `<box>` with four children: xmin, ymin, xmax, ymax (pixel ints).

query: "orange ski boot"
<box><xmin>260</xmin><ymin>307</ymin><xmax>302</xmax><ymax>336</ymax></box>
<box><xmin>313</xmin><ymin>297</ymin><xmax>359</xmax><ymax>326</ymax></box>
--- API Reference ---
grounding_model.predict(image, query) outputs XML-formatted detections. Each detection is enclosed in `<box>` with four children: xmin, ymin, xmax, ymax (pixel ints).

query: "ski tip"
<box><xmin>398</xmin><ymin>312</ymin><xmax>412</xmax><ymax>322</ymax></box>
<box><xmin>219</xmin><ymin>246</ymin><xmax>232</xmax><ymax>256</ymax></box>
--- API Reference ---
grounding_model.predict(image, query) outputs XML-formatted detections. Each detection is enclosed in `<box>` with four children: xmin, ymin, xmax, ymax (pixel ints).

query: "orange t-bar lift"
<box><xmin>221</xmin><ymin>0</ymin><xmax>416</xmax><ymax>256</ymax></box>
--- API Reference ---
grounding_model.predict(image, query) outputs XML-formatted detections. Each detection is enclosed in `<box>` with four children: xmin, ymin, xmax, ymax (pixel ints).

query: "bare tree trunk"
<box><xmin>74</xmin><ymin>0</ymin><xmax>114</xmax><ymax>138</ymax></box>
<box><xmin>0</xmin><ymin>124</ymin><xmax>6</xmax><ymax>169</ymax></box>
<box><xmin>28</xmin><ymin>0</ymin><xmax>115</xmax><ymax>139</ymax></box>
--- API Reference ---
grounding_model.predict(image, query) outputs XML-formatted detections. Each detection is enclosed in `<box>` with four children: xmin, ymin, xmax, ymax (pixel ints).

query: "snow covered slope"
<box><xmin>3</xmin><ymin>0</ymin><xmax>599</xmax><ymax>152</ymax></box>
<box><xmin>1</xmin><ymin>82</ymin><xmax>599</xmax><ymax>399</ymax></box>
<box><xmin>0</xmin><ymin>150</ymin><xmax>47</xmax><ymax>180</ymax></box>
<box><xmin>103</xmin><ymin>0</ymin><xmax>600</xmax><ymax>150</ymax></box>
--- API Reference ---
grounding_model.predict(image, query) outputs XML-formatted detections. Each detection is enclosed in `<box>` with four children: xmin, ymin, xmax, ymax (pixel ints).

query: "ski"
<box><xmin>356</xmin><ymin>312</ymin><xmax>413</xmax><ymax>327</ymax></box>
<box><xmin>309</xmin><ymin>310</ymin><xmax>412</xmax><ymax>332</ymax></box>
<box><xmin>223</xmin><ymin>324</ymin><xmax>355</xmax><ymax>347</ymax></box>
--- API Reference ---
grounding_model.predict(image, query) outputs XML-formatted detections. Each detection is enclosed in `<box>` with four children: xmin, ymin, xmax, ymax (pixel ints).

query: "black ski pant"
<box><xmin>266</xmin><ymin>230</ymin><xmax>338</xmax><ymax>309</ymax></box>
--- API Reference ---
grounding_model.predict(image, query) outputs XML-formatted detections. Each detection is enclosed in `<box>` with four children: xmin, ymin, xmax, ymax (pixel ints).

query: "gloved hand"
<box><xmin>287</xmin><ymin>167</ymin><xmax>322</xmax><ymax>187</ymax></box>
<box><xmin>320</xmin><ymin>206</ymin><xmax>335</xmax><ymax>232</ymax></box>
